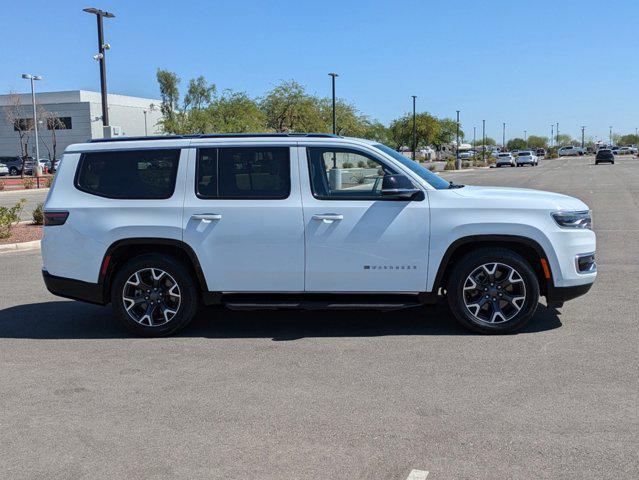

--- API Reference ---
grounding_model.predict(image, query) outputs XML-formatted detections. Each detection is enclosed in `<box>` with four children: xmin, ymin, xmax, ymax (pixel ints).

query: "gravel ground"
<box><xmin>0</xmin><ymin>223</ymin><xmax>42</xmax><ymax>244</ymax></box>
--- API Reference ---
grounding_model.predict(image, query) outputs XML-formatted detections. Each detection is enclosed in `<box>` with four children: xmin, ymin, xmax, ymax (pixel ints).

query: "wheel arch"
<box><xmin>432</xmin><ymin>235</ymin><xmax>554</xmax><ymax>296</ymax></box>
<box><xmin>99</xmin><ymin>238</ymin><xmax>215</xmax><ymax>305</ymax></box>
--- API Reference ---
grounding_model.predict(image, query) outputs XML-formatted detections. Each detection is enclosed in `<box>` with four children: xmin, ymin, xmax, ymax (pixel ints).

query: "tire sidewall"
<box><xmin>448</xmin><ymin>249</ymin><xmax>540</xmax><ymax>334</ymax></box>
<box><xmin>111</xmin><ymin>254</ymin><xmax>199</xmax><ymax>337</ymax></box>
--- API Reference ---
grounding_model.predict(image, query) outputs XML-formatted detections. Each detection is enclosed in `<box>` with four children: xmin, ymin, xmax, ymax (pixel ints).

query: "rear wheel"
<box><xmin>111</xmin><ymin>254</ymin><xmax>199</xmax><ymax>336</ymax></box>
<box><xmin>447</xmin><ymin>248</ymin><xmax>540</xmax><ymax>333</ymax></box>
<box><xmin>9</xmin><ymin>167</ymin><xmax>18</xmax><ymax>175</ymax></box>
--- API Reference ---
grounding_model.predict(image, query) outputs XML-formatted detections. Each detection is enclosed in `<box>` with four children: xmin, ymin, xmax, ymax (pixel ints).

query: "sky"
<box><xmin>1</xmin><ymin>0</ymin><xmax>638</xmax><ymax>142</ymax></box>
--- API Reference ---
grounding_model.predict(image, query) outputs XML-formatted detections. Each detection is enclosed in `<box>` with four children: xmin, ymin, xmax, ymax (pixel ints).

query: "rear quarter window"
<box><xmin>75</xmin><ymin>149</ymin><xmax>180</xmax><ymax>199</ymax></box>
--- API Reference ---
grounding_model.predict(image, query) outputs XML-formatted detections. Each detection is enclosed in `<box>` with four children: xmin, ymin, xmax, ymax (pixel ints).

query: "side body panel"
<box><xmin>182</xmin><ymin>145</ymin><xmax>305</xmax><ymax>292</ymax></box>
<box><xmin>297</xmin><ymin>145</ymin><xmax>431</xmax><ymax>292</ymax></box>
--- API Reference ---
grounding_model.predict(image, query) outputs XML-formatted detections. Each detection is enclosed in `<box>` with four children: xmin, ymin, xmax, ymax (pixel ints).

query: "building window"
<box><xmin>14</xmin><ymin>118</ymin><xmax>33</xmax><ymax>131</ymax></box>
<box><xmin>47</xmin><ymin>117</ymin><xmax>72</xmax><ymax>130</ymax></box>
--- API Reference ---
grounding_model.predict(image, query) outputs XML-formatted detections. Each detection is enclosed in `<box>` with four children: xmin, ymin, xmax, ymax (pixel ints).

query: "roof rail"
<box><xmin>88</xmin><ymin>133</ymin><xmax>340</xmax><ymax>143</ymax></box>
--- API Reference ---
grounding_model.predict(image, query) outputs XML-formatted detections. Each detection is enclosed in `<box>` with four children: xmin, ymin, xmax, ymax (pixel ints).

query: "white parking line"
<box><xmin>406</xmin><ymin>469</ymin><xmax>429</xmax><ymax>480</ymax></box>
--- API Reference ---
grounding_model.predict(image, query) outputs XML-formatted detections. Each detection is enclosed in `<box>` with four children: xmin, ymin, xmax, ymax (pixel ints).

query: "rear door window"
<box><xmin>196</xmin><ymin>146</ymin><xmax>290</xmax><ymax>199</ymax></box>
<box><xmin>75</xmin><ymin>149</ymin><xmax>180</xmax><ymax>199</ymax></box>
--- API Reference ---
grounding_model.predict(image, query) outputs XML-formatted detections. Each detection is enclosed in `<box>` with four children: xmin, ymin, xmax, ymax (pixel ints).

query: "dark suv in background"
<box><xmin>595</xmin><ymin>149</ymin><xmax>614</xmax><ymax>165</ymax></box>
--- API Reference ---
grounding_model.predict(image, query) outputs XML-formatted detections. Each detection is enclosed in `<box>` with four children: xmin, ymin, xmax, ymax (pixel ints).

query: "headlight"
<box><xmin>552</xmin><ymin>211</ymin><xmax>592</xmax><ymax>229</ymax></box>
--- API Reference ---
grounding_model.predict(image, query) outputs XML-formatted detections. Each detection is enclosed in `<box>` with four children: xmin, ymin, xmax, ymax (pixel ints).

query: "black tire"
<box><xmin>9</xmin><ymin>167</ymin><xmax>18</xmax><ymax>175</ymax></box>
<box><xmin>111</xmin><ymin>253</ymin><xmax>199</xmax><ymax>337</ymax></box>
<box><xmin>446</xmin><ymin>248</ymin><xmax>540</xmax><ymax>334</ymax></box>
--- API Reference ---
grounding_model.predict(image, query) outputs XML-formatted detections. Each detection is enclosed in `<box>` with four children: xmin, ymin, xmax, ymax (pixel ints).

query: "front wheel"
<box><xmin>9</xmin><ymin>167</ymin><xmax>18</xmax><ymax>175</ymax></box>
<box><xmin>447</xmin><ymin>248</ymin><xmax>540</xmax><ymax>333</ymax></box>
<box><xmin>111</xmin><ymin>254</ymin><xmax>199</xmax><ymax>336</ymax></box>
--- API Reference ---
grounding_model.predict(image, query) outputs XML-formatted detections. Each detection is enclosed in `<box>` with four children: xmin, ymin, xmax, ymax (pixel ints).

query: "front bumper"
<box><xmin>546</xmin><ymin>283</ymin><xmax>593</xmax><ymax>306</ymax></box>
<box><xmin>42</xmin><ymin>270</ymin><xmax>106</xmax><ymax>305</ymax></box>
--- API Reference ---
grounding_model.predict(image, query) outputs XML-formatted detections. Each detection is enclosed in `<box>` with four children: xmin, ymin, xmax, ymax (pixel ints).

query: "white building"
<box><xmin>0</xmin><ymin>90</ymin><xmax>163</xmax><ymax>159</ymax></box>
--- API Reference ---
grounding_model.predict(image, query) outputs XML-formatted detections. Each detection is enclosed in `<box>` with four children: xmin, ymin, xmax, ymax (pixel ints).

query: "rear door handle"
<box><xmin>312</xmin><ymin>213</ymin><xmax>343</xmax><ymax>222</ymax></box>
<box><xmin>191</xmin><ymin>213</ymin><xmax>222</xmax><ymax>222</ymax></box>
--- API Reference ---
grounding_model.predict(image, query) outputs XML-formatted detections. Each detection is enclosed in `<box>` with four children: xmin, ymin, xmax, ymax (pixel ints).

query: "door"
<box><xmin>299</xmin><ymin>145</ymin><xmax>430</xmax><ymax>292</ymax></box>
<box><xmin>183</xmin><ymin>145</ymin><xmax>305</xmax><ymax>292</ymax></box>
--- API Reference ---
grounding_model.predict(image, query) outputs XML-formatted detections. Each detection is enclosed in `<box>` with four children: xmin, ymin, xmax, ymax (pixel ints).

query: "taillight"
<box><xmin>44</xmin><ymin>211</ymin><xmax>69</xmax><ymax>226</ymax></box>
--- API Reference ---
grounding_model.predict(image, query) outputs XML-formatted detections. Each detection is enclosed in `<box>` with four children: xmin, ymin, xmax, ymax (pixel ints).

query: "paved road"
<box><xmin>0</xmin><ymin>156</ymin><xmax>637</xmax><ymax>479</ymax></box>
<box><xmin>0</xmin><ymin>188</ymin><xmax>48</xmax><ymax>220</ymax></box>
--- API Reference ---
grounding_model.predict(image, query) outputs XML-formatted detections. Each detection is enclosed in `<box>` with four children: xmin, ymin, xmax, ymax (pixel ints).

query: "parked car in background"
<box><xmin>612</xmin><ymin>146</ymin><xmax>633</xmax><ymax>155</ymax></box>
<box><xmin>2</xmin><ymin>156</ymin><xmax>36</xmax><ymax>175</ymax></box>
<box><xmin>0</xmin><ymin>162</ymin><xmax>8</xmax><ymax>176</ymax></box>
<box><xmin>458</xmin><ymin>151</ymin><xmax>473</xmax><ymax>160</ymax></box>
<box><xmin>496</xmin><ymin>152</ymin><xmax>516</xmax><ymax>167</ymax></box>
<box><xmin>42</xmin><ymin>133</ymin><xmax>596</xmax><ymax>336</ymax></box>
<box><xmin>536</xmin><ymin>148</ymin><xmax>547</xmax><ymax>158</ymax></box>
<box><xmin>558</xmin><ymin>146</ymin><xmax>585</xmax><ymax>156</ymax></box>
<box><xmin>516</xmin><ymin>151</ymin><xmax>539</xmax><ymax>167</ymax></box>
<box><xmin>595</xmin><ymin>149</ymin><xmax>615</xmax><ymax>165</ymax></box>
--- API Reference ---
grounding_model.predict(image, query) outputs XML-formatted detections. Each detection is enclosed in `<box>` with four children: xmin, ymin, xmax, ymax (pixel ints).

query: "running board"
<box><xmin>212</xmin><ymin>292</ymin><xmax>437</xmax><ymax>310</ymax></box>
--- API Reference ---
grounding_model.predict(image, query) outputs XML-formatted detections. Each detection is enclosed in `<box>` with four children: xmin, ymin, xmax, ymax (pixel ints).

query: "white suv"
<box><xmin>42</xmin><ymin>134</ymin><xmax>597</xmax><ymax>336</ymax></box>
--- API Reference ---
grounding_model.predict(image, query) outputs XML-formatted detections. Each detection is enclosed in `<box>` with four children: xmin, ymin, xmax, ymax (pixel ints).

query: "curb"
<box><xmin>0</xmin><ymin>239</ymin><xmax>41</xmax><ymax>254</ymax></box>
<box><xmin>0</xmin><ymin>188</ymin><xmax>49</xmax><ymax>195</ymax></box>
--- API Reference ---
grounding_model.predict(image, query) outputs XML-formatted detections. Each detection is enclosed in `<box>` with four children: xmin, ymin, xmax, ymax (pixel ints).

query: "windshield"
<box><xmin>372</xmin><ymin>143</ymin><xmax>451</xmax><ymax>190</ymax></box>
<box><xmin>498</xmin><ymin>153</ymin><xmax>510</xmax><ymax>157</ymax></box>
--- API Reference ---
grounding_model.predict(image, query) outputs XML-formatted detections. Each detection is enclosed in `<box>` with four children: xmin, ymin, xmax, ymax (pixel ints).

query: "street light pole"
<box><xmin>411</xmin><ymin>95</ymin><xmax>417</xmax><ymax>161</ymax></box>
<box><xmin>524</xmin><ymin>129</ymin><xmax>527</xmax><ymax>146</ymax></box>
<box><xmin>502</xmin><ymin>122</ymin><xmax>506</xmax><ymax>149</ymax></box>
<box><xmin>456</xmin><ymin>110</ymin><xmax>461</xmax><ymax>170</ymax></box>
<box><xmin>143</xmin><ymin>110</ymin><xmax>148</xmax><ymax>136</ymax></box>
<box><xmin>84</xmin><ymin>8</ymin><xmax>115</xmax><ymax>128</ymax></box>
<box><xmin>609</xmin><ymin>126</ymin><xmax>613</xmax><ymax>146</ymax></box>
<box><xmin>556</xmin><ymin>123</ymin><xmax>559</xmax><ymax>147</ymax></box>
<box><xmin>328</xmin><ymin>73</ymin><xmax>338</xmax><ymax>135</ymax></box>
<box><xmin>581</xmin><ymin>126</ymin><xmax>585</xmax><ymax>149</ymax></box>
<box><xmin>21</xmin><ymin>73</ymin><xmax>43</xmax><ymax>187</ymax></box>
<box><xmin>482</xmin><ymin>119</ymin><xmax>486</xmax><ymax>163</ymax></box>
<box><xmin>473</xmin><ymin>126</ymin><xmax>476</xmax><ymax>152</ymax></box>
<box><xmin>550</xmin><ymin>124</ymin><xmax>554</xmax><ymax>148</ymax></box>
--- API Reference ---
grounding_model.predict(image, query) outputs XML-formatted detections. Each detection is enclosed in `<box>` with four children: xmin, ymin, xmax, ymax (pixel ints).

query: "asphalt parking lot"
<box><xmin>0</xmin><ymin>155</ymin><xmax>637</xmax><ymax>479</ymax></box>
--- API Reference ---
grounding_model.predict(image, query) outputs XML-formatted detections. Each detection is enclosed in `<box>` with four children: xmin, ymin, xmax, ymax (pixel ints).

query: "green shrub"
<box><xmin>444</xmin><ymin>161</ymin><xmax>456</xmax><ymax>170</ymax></box>
<box><xmin>23</xmin><ymin>178</ymin><xmax>35</xmax><ymax>189</ymax></box>
<box><xmin>427</xmin><ymin>164</ymin><xmax>436</xmax><ymax>171</ymax></box>
<box><xmin>32</xmin><ymin>202</ymin><xmax>44</xmax><ymax>225</ymax></box>
<box><xmin>0</xmin><ymin>199</ymin><xmax>26</xmax><ymax>238</ymax></box>
<box><xmin>342</xmin><ymin>162</ymin><xmax>353</xmax><ymax>168</ymax></box>
<box><xmin>356</xmin><ymin>161</ymin><xmax>366</xmax><ymax>168</ymax></box>
<box><xmin>0</xmin><ymin>179</ymin><xmax>5</xmax><ymax>191</ymax></box>
<box><xmin>45</xmin><ymin>176</ymin><xmax>54</xmax><ymax>188</ymax></box>
<box><xmin>462</xmin><ymin>160</ymin><xmax>472</xmax><ymax>168</ymax></box>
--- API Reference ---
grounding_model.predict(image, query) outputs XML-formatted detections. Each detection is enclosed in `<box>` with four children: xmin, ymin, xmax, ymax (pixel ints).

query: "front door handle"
<box><xmin>192</xmin><ymin>213</ymin><xmax>222</xmax><ymax>222</ymax></box>
<box><xmin>312</xmin><ymin>213</ymin><xmax>343</xmax><ymax>223</ymax></box>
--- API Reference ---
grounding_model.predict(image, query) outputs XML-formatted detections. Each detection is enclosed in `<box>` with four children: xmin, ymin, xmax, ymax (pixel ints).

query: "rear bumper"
<box><xmin>42</xmin><ymin>270</ymin><xmax>106</xmax><ymax>305</ymax></box>
<box><xmin>546</xmin><ymin>282</ymin><xmax>593</xmax><ymax>306</ymax></box>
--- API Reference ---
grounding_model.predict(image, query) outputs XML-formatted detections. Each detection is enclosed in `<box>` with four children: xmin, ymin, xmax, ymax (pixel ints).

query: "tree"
<box><xmin>479</xmin><ymin>137</ymin><xmax>496</xmax><ymax>146</ymax></box>
<box><xmin>388</xmin><ymin>112</ymin><xmax>440</xmax><ymax>151</ymax></box>
<box><xmin>260</xmin><ymin>80</ymin><xmax>323</xmax><ymax>132</ymax></box>
<box><xmin>555</xmin><ymin>134</ymin><xmax>572</xmax><ymax>146</ymax></box>
<box><xmin>37</xmin><ymin>106</ymin><xmax>67</xmax><ymax>163</ymax></box>
<box><xmin>433</xmin><ymin>118</ymin><xmax>463</xmax><ymax>150</ymax></box>
<box><xmin>526</xmin><ymin>135</ymin><xmax>548</xmax><ymax>149</ymax></box>
<box><xmin>208</xmin><ymin>90</ymin><xmax>266</xmax><ymax>133</ymax></box>
<box><xmin>507</xmin><ymin>138</ymin><xmax>527</xmax><ymax>151</ymax></box>
<box><xmin>619</xmin><ymin>134</ymin><xmax>639</xmax><ymax>146</ymax></box>
<box><xmin>156</xmin><ymin>69</ymin><xmax>181</xmax><ymax>132</ymax></box>
<box><xmin>3</xmin><ymin>92</ymin><xmax>33</xmax><ymax>177</ymax></box>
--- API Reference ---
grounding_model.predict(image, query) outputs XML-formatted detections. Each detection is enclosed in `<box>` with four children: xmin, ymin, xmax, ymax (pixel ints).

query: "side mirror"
<box><xmin>381</xmin><ymin>174</ymin><xmax>422</xmax><ymax>200</ymax></box>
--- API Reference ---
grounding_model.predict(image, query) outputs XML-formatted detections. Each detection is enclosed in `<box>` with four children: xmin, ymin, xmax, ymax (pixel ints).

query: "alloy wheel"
<box><xmin>462</xmin><ymin>262</ymin><xmax>526</xmax><ymax>324</ymax></box>
<box><xmin>122</xmin><ymin>268</ymin><xmax>181</xmax><ymax>326</ymax></box>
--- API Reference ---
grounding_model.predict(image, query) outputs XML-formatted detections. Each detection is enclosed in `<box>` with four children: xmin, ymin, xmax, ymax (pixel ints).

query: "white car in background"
<box><xmin>0</xmin><ymin>162</ymin><xmax>8</xmax><ymax>176</ymax></box>
<box><xmin>516</xmin><ymin>151</ymin><xmax>539</xmax><ymax>167</ymax></box>
<box><xmin>496</xmin><ymin>152</ymin><xmax>516</xmax><ymax>167</ymax></box>
<box><xmin>558</xmin><ymin>146</ymin><xmax>585</xmax><ymax>156</ymax></box>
